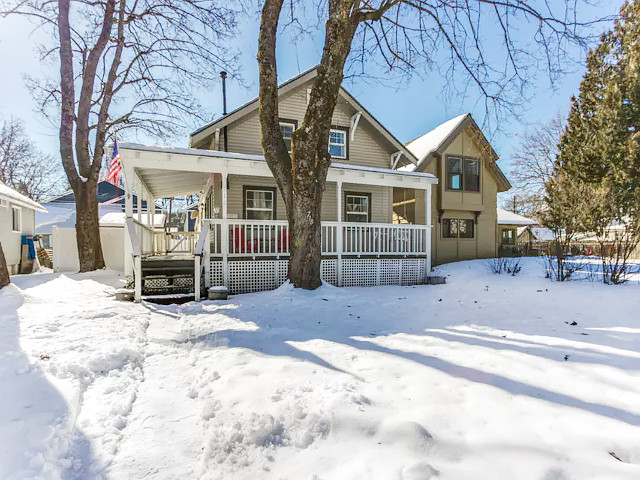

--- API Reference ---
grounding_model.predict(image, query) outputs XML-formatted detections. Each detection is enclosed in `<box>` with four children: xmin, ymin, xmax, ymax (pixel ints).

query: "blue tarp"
<box><xmin>21</xmin><ymin>235</ymin><xmax>36</xmax><ymax>259</ymax></box>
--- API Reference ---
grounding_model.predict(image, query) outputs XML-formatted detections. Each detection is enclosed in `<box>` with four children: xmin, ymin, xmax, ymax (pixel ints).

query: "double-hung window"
<box><xmin>446</xmin><ymin>156</ymin><xmax>481</xmax><ymax>192</ymax></box>
<box><xmin>443</xmin><ymin>218</ymin><xmax>474</xmax><ymax>239</ymax></box>
<box><xmin>329</xmin><ymin>128</ymin><xmax>347</xmax><ymax>159</ymax></box>
<box><xmin>12</xmin><ymin>206</ymin><xmax>21</xmax><ymax>232</ymax></box>
<box><xmin>279</xmin><ymin>120</ymin><xmax>297</xmax><ymax>153</ymax></box>
<box><xmin>244</xmin><ymin>187</ymin><xmax>276</xmax><ymax>220</ymax></box>
<box><xmin>345</xmin><ymin>193</ymin><xmax>370</xmax><ymax>223</ymax></box>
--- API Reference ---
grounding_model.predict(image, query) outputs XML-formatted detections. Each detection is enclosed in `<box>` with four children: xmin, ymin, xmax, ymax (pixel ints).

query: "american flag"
<box><xmin>107</xmin><ymin>139</ymin><xmax>122</xmax><ymax>185</ymax></box>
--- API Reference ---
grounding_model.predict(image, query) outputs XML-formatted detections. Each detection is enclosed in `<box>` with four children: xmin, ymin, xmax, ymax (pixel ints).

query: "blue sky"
<box><xmin>0</xmin><ymin>2</ymin><xmax>623</xmax><ymax>196</ymax></box>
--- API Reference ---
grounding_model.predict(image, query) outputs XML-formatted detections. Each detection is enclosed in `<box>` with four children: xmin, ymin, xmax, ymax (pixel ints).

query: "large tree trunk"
<box><xmin>258</xmin><ymin>0</ymin><xmax>359</xmax><ymax>289</ymax></box>
<box><xmin>0</xmin><ymin>241</ymin><xmax>10</xmax><ymax>289</ymax></box>
<box><xmin>74</xmin><ymin>181</ymin><xmax>105</xmax><ymax>272</ymax></box>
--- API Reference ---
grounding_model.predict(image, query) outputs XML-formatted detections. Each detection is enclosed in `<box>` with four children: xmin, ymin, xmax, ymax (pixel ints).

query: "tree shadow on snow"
<box><xmin>171</xmin><ymin>287</ymin><xmax>640</xmax><ymax>427</ymax></box>
<box><xmin>0</xmin><ymin>285</ymin><xmax>99</xmax><ymax>479</ymax></box>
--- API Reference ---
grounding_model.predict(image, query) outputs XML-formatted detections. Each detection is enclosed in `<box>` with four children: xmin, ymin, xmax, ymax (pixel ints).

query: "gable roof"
<box><xmin>403</xmin><ymin>113</ymin><xmax>511</xmax><ymax>192</ymax></box>
<box><xmin>497</xmin><ymin>208</ymin><xmax>537</xmax><ymax>226</ymax></box>
<box><xmin>0</xmin><ymin>181</ymin><xmax>47</xmax><ymax>212</ymax></box>
<box><xmin>189</xmin><ymin>66</ymin><xmax>419</xmax><ymax>165</ymax></box>
<box><xmin>47</xmin><ymin>180</ymin><xmax>142</xmax><ymax>206</ymax></box>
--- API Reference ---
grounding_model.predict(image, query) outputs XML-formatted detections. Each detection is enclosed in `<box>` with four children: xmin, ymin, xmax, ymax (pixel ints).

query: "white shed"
<box><xmin>0</xmin><ymin>182</ymin><xmax>47</xmax><ymax>274</ymax></box>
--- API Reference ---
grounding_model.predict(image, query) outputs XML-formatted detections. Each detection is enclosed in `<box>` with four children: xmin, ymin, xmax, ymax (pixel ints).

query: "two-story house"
<box><xmin>118</xmin><ymin>67</ymin><xmax>437</xmax><ymax>301</ymax></box>
<box><xmin>116</xmin><ymin>67</ymin><xmax>509</xmax><ymax>301</ymax></box>
<box><xmin>397</xmin><ymin>114</ymin><xmax>512</xmax><ymax>265</ymax></box>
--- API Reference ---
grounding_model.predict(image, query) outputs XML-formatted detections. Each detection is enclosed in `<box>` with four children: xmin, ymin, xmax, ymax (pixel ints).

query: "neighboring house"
<box><xmin>0</xmin><ymin>181</ymin><xmax>47</xmax><ymax>275</ymax></box>
<box><xmin>118</xmin><ymin>66</ymin><xmax>437</xmax><ymax>301</ymax></box>
<box><xmin>517</xmin><ymin>226</ymin><xmax>556</xmax><ymax>245</ymax></box>
<box><xmin>496</xmin><ymin>208</ymin><xmax>537</xmax><ymax>250</ymax></box>
<box><xmin>37</xmin><ymin>180</ymin><xmax>146</xmax><ymax>249</ymax></box>
<box><xmin>51</xmin><ymin>211</ymin><xmax>165</xmax><ymax>273</ymax></box>
<box><xmin>401</xmin><ymin>114</ymin><xmax>512</xmax><ymax>265</ymax></box>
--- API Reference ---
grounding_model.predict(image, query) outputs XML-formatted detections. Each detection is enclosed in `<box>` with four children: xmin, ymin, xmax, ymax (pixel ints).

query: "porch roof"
<box><xmin>118</xmin><ymin>143</ymin><xmax>437</xmax><ymax>199</ymax></box>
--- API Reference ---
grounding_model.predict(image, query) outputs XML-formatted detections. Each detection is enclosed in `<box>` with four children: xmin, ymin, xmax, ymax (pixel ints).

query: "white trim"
<box><xmin>344</xmin><ymin>194</ymin><xmax>370</xmax><ymax>223</ymax></box>
<box><xmin>11</xmin><ymin>206</ymin><xmax>22</xmax><ymax>232</ymax></box>
<box><xmin>390</xmin><ymin>151</ymin><xmax>403</xmax><ymax>169</ymax></box>
<box><xmin>0</xmin><ymin>198</ymin><xmax>7</xmax><ymax>208</ymax></box>
<box><xmin>279</xmin><ymin>121</ymin><xmax>296</xmax><ymax>153</ymax></box>
<box><xmin>245</xmin><ymin>188</ymin><xmax>275</xmax><ymax>220</ymax></box>
<box><xmin>329</xmin><ymin>128</ymin><xmax>347</xmax><ymax>159</ymax></box>
<box><xmin>350</xmin><ymin>112</ymin><xmax>362</xmax><ymax>141</ymax></box>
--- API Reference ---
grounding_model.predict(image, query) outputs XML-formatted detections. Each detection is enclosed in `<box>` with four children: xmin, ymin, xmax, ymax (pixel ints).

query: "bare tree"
<box><xmin>0</xmin><ymin>117</ymin><xmax>63</xmax><ymax>201</ymax></box>
<box><xmin>258</xmin><ymin>0</ymin><xmax>607</xmax><ymax>289</ymax></box>
<box><xmin>503</xmin><ymin>113</ymin><xmax>567</xmax><ymax>217</ymax></box>
<box><xmin>2</xmin><ymin>0</ymin><xmax>240</xmax><ymax>271</ymax></box>
<box><xmin>511</xmin><ymin>114</ymin><xmax>565</xmax><ymax>193</ymax></box>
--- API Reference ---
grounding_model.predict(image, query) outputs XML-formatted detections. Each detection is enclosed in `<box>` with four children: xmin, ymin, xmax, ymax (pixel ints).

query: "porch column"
<box><xmin>336</xmin><ymin>180</ymin><xmax>343</xmax><ymax>287</ymax></box>
<box><xmin>137</xmin><ymin>178</ymin><xmax>142</xmax><ymax>223</ymax></box>
<box><xmin>124</xmin><ymin>166</ymin><xmax>134</xmax><ymax>277</ymax></box>
<box><xmin>146</xmin><ymin>189</ymin><xmax>151</xmax><ymax>226</ymax></box>
<box><xmin>124</xmin><ymin>166</ymin><xmax>134</xmax><ymax>218</ymax></box>
<box><xmin>221</xmin><ymin>172</ymin><xmax>229</xmax><ymax>288</ymax></box>
<box><xmin>425</xmin><ymin>184</ymin><xmax>432</xmax><ymax>277</ymax></box>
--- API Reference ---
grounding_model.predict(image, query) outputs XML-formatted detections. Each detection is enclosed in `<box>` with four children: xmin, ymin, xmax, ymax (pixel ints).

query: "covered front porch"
<box><xmin>119</xmin><ymin>144</ymin><xmax>436</xmax><ymax>301</ymax></box>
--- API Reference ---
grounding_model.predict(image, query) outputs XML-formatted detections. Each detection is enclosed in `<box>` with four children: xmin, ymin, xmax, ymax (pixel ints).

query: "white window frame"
<box><xmin>279</xmin><ymin>121</ymin><xmax>296</xmax><ymax>153</ymax></box>
<box><xmin>11</xmin><ymin>206</ymin><xmax>22</xmax><ymax>233</ymax></box>
<box><xmin>329</xmin><ymin>128</ymin><xmax>347</xmax><ymax>159</ymax></box>
<box><xmin>345</xmin><ymin>193</ymin><xmax>370</xmax><ymax>223</ymax></box>
<box><xmin>244</xmin><ymin>188</ymin><xmax>275</xmax><ymax>220</ymax></box>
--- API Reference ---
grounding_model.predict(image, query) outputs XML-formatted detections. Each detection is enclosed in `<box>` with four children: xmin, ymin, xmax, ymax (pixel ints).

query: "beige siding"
<box><xmin>412</xmin><ymin>126</ymin><xmax>501</xmax><ymax>265</ymax></box>
<box><xmin>206</xmin><ymin>79</ymin><xmax>397</xmax><ymax>170</ymax></box>
<box><xmin>212</xmin><ymin>175</ymin><xmax>392</xmax><ymax>223</ymax></box>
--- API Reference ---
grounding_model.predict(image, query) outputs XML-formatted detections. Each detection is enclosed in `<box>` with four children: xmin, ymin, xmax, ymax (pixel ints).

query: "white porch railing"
<box><xmin>205</xmin><ymin>219</ymin><xmax>428</xmax><ymax>257</ymax></box>
<box><xmin>154</xmin><ymin>231</ymin><xmax>197</xmax><ymax>254</ymax></box>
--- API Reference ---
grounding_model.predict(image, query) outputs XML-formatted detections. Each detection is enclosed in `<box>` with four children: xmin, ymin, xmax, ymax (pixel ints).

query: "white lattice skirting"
<box><xmin>208</xmin><ymin>258</ymin><xmax>426</xmax><ymax>294</ymax></box>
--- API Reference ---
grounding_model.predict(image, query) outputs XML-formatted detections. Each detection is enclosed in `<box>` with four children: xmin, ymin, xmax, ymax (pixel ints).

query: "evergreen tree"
<box><xmin>546</xmin><ymin>0</ymin><xmax>640</xmax><ymax>283</ymax></box>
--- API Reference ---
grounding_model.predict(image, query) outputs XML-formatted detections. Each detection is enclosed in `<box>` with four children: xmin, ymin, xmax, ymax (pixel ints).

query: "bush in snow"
<box><xmin>486</xmin><ymin>257</ymin><xmax>522</xmax><ymax>276</ymax></box>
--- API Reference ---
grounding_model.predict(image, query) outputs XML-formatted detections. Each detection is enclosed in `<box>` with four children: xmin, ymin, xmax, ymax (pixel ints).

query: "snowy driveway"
<box><xmin>2</xmin><ymin>259</ymin><xmax>640</xmax><ymax>479</ymax></box>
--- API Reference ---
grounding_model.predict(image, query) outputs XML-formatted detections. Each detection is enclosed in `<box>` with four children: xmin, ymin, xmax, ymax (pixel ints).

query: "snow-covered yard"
<box><xmin>2</xmin><ymin>259</ymin><xmax>640</xmax><ymax>480</ymax></box>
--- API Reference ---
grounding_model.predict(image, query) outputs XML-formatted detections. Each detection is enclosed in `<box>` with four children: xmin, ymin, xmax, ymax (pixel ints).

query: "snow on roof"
<box><xmin>497</xmin><ymin>208</ymin><xmax>537</xmax><ymax>226</ymax></box>
<box><xmin>517</xmin><ymin>226</ymin><xmax>556</xmax><ymax>241</ymax></box>
<box><xmin>0</xmin><ymin>181</ymin><xmax>47</xmax><ymax>212</ymax></box>
<box><xmin>403</xmin><ymin>114</ymin><xmax>469</xmax><ymax>171</ymax></box>
<box><xmin>99</xmin><ymin>211</ymin><xmax>166</xmax><ymax>228</ymax></box>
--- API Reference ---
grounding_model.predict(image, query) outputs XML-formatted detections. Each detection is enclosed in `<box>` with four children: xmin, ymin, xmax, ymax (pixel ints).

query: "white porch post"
<box><xmin>336</xmin><ymin>180</ymin><xmax>343</xmax><ymax>287</ymax></box>
<box><xmin>137</xmin><ymin>179</ymin><xmax>142</xmax><ymax>223</ymax></box>
<box><xmin>124</xmin><ymin>166</ymin><xmax>135</xmax><ymax>277</ymax></box>
<box><xmin>134</xmin><ymin>255</ymin><xmax>142</xmax><ymax>301</ymax></box>
<box><xmin>425</xmin><ymin>184</ymin><xmax>432</xmax><ymax>278</ymax></box>
<box><xmin>146</xmin><ymin>189</ymin><xmax>151</xmax><ymax>226</ymax></box>
<box><xmin>194</xmin><ymin>255</ymin><xmax>201</xmax><ymax>301</ymax></box>
<box><xmin>221</xmin><ymin>172</ymin><xmax>229</xmax><ymax>288</ymax></box>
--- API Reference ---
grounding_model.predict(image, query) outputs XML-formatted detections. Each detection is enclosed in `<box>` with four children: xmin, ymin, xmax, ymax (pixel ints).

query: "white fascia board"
<box><xmin>121</xmin><ymin>145</ymin><xmax>437</xmax><ymax>197</ymax></box>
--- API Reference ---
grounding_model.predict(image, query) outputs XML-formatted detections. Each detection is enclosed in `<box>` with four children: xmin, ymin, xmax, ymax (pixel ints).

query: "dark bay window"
<box><xmin>464</xmin><ymin>159</ymin><xmax>480</xmax><ymax>191</ymax></box>
<box><xmin>443</xmin><ymin>218</ymin><xmax>474</xmax><ymax>239</ymax></box>
<box><xmin>329</xmin><ymin>128</ymin><xmax>347</xmax><ymax>159</ymax></box>
<box><xmin>345</xmin><ymin>192</ymin><xmax>370</xmax><ymax>222</ymax></box>
<box><xmin>244</xmin><ymin>186</ymin><xmax>276</xmax><ymax>220</ymax></box>
<box><xmin>279</xmin><ymin>119</ymin><xmax>297</xmax><ymax>153</ymax></box>
<box><xmin>446</xmin><ymin>157</ymin><xmax>463</xmax><ymax>190</ymax></box>
<box><xmin>446</xmin><ymin>156</ymin><xmax>481</xmax><ymax>192</ymax></box>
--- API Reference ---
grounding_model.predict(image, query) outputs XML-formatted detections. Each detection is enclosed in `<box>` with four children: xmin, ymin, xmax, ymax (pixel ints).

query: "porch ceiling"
<box><xmin>136</xmin><ymin>168</ymin><xmax>208</xmax><ymax>198</ymax></box>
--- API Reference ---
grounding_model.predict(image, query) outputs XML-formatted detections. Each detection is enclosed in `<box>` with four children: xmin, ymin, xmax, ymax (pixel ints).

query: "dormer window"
<box><xmin>329</xmin><ymin>128</ymin><xmax>347</xmax><ymax>159</ymax></box>
<box><xmin>446</xmin><ymin>156</ymin><xmax>480</xmax><ymax>192</ymax></box>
